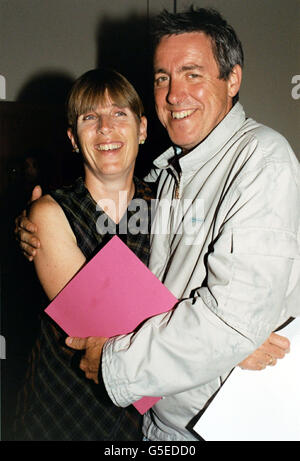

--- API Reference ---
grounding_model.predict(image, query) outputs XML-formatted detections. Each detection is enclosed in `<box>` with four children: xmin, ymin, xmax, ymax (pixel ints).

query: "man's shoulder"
<box><xmin>248</xmin><ymin>120</ymin><xmax>289</xmax><ymax>146</ymax></box>
<box><xmin>237</xmin><ymin>117</ymin><xmax>297</xmax><ymax>167</ymax></box>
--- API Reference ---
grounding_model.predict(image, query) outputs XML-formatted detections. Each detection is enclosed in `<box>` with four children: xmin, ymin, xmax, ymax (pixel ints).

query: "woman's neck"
<box><xmin>84</xmin><ymin>171</ymin><xmax>135</xmax><ymax>224</ymax></box>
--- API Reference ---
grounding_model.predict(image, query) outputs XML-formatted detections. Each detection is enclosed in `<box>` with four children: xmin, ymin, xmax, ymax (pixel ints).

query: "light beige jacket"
<box><xmin>102</xmin><ymin>103</ymin><xmax>300</xmax><ymax>441</ymax></box>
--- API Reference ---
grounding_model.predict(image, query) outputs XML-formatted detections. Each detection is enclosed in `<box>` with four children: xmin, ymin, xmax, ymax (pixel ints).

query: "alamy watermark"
<box><xmin>95</xmin><ymin>195</ymin><xmax>205</xmax><ymax>246</ymax></box>
<box><xmin>0</xmin><ymin>75</ymin><xmax>6</xmax><ymax>100</ymax></box>
<box><xmin>0</xmin><ymin>335</ymin><xmax>6</xmax><ymax>359</ymax></box>
<box><xmin>291</xmin><ymin>75</ymin><xmax>300</xmax><ymax>100</ymax></box>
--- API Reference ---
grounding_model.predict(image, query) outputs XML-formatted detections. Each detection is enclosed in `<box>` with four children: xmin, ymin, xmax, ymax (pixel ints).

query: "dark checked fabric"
<box><xmin>14</xmin><ymin>176</ymin><xmax>154</xmax><ymax>441</ymax></box>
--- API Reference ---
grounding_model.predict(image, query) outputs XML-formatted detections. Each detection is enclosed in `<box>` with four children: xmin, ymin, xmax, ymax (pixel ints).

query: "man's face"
<box><xmin>153</xmin><ymin>32</ymin><xmax>241</xmax><ymax>152</ymax></box>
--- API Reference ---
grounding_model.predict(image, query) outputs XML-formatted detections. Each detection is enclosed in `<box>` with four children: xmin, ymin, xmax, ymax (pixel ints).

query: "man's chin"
<box><xmin>169</xmin><ymin>136</ymin><xmax>197</xmax><ymax>153</ymax></box>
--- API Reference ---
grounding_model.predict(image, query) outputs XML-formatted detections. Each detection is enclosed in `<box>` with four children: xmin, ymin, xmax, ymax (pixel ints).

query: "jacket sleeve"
<box><xmin>101</xmin><ymin>154</ymin><xmax>300</xmax><ymax>408</ymax></box>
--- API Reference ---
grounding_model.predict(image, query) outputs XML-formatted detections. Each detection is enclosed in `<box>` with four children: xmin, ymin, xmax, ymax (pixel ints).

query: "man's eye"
<box><xmin>188</xmin><ymin>73</ymin><xmax>202</xmax><ymax>80</ymax></box>
<box><xmin>154</xmin><ymin>76</ymin><xmax>168</xmax><ymax>86</ymax></box>
<box><xmin>115</xmin><ymin>110</ymin><xmax>127</xmax><ymax>117</ymax></box>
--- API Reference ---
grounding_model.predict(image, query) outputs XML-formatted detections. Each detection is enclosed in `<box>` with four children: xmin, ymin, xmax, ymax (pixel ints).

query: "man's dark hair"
<box><xmin>152</xmin><ymin>6</ymin><xmax>244</xmax><ymax>81</ymax></box>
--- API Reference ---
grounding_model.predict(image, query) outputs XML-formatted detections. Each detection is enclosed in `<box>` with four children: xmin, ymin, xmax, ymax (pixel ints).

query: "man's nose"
<box><xmin>96</xmin><ymin>115</ymin><xmax>113</xmax><ymax>134</ymax></box>
<box><xmin>167</xmin><ymin>78</ymin><xmax>185</xmax><ymax>105</ymax></box>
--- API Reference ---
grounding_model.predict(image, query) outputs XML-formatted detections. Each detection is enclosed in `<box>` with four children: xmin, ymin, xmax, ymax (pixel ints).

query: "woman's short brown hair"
<box><xmin>67</xmin><ymin>68</ymin><xmax>144</xmax><ymax>140</ymax></box>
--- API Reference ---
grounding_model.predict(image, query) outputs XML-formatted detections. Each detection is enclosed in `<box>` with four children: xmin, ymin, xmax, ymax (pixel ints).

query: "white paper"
<box><xmin>193</xmin><ymin>318</ymin><xmax>300</xmax><ymax>441</ymax></box>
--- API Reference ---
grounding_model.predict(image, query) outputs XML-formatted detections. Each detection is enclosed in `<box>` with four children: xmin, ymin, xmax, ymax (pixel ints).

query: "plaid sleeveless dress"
<box><xmin>14</xmin><ymin>176</ymin><xmax>154</xmax><ymax>441</ymax></box>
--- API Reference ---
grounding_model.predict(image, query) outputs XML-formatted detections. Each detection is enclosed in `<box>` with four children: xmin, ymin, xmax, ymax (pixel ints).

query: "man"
<box><xmin>16</xmin><ymin>8</ymin><xmax>299</xmax><ymax>441</ymax></box>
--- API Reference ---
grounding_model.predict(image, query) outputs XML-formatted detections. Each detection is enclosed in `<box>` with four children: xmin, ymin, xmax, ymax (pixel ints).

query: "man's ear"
<box><xmin>227</xmin><ymin>64</ymin><xmax>242</xmax><ymax>99</ymax></box>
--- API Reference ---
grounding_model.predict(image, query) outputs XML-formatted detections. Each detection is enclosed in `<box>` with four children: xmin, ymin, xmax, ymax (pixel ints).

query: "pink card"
<box><xmin>45</xmin><ymin>235</ymin><xmax>178</xmax><ymax>414</ymax></box>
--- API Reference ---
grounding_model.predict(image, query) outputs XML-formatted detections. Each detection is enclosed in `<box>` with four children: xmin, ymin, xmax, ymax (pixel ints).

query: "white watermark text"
<box><xmin>0</xmin><ymin>335</ymin><xmax>6</xmax><ymax>359</ymax></box>
<box><xmin>291</xmin><ymin>75</ymin><xmax>300</xmax><ymax>100</ymax></box>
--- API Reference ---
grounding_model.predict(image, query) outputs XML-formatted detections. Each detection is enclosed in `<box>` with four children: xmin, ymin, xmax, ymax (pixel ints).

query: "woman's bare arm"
<box><xmin>29</xmin><ymin>195</ymin><xmax>86</xmax><ymax>300</ymax></box>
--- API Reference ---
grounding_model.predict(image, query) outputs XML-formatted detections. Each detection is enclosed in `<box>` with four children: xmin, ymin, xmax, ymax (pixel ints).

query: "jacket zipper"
<box><xmin>167</xmin><ymin>167</ymin><xmax>181</xmax><ymax>199</ymax></box>
<box><xmin>175</xmin><ymin>173</ymin><xmax>181</xmax><ymax>199</ymax></box>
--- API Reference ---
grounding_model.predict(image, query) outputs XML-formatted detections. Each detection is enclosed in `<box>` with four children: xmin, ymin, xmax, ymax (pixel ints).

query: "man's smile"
<box><xmin>171</xmin><ymin>109</ymin><xmax>196</xmax><ymax>120</ymax></box>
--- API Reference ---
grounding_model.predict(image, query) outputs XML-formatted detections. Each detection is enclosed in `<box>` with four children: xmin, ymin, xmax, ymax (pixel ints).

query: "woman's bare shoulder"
<box><xmin>28</xmin><ymin>194</ymin><xmax>74</xmax><ymax>243</ymax></box>
<box><xmin>29</xmin><ymin>194</ymin><xmax>64</xmax><ymax>222</ymax></box>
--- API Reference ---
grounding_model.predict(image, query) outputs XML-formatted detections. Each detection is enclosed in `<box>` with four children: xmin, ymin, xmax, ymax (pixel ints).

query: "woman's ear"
<box><xmin>67</xmin><ymin>128</ymin><xmax>78</xmax><ymax>151</ymax></box>
<box><xmin>139</xmin><ymin>116</ymin><xmax>147</xmax><ymax>144</ymax></box>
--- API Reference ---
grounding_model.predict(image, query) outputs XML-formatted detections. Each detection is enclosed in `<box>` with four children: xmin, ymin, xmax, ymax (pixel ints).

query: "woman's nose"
<box><xmin>96</xmin><ymin>115</ymin><xmax>113</xmax><ymax>134</ymax></box>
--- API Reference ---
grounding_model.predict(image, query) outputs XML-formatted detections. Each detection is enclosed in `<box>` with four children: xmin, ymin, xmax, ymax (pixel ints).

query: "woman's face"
<box><xmin>68</xmin><ymin>94</ymin><xmax>147</xmax><ymax>181</ymax></box>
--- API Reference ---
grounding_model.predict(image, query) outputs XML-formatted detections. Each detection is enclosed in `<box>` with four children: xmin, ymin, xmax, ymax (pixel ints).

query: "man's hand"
<box><xmin>14</xmin><ymin>185</ymin><xmax>43</xmax><ymax>261</ymax></box>
<box><xmin>239</xmin><ymin>332</ymin><xmax>290</xmax><ymax>370</ymax></box>
<box><xmin>65</xmin><ymin>336</ymin><xmax>108</xmax><ymax>384</ymax></box>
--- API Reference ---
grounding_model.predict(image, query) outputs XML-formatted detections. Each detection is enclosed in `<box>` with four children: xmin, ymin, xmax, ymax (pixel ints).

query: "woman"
<box><xmin>14</xmin><ymin>68</ymin><xmax>152</xmax><ymax>441</ymax></box>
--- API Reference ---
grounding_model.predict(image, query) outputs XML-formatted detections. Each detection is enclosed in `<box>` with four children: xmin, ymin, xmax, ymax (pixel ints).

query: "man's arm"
<box><xmin>65</xmin><ymin>329</ymin><xmax>290</xmax><ymax>385</ymax></box>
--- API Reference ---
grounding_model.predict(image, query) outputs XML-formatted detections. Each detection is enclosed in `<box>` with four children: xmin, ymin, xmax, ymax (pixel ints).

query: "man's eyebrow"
<box><xmin>154</xmin><ymin>64</ymin><xmax>204</xmax><ymax>75</ymax></box>
<box><xmin>180</xmin><ymin>64</ymin><xmax>204</xmax><ymax>72</ymax></box>
<box><xmin>154</xmin><ymin>68</ymin><xmax>168</xmax><ymax>75</ymax></box>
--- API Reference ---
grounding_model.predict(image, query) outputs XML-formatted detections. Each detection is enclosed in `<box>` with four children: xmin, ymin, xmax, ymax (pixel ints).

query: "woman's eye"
<box><xmin>82</xmin><ymin>114</ymin><xmax>96</xmax><ymax>121</ymax></box>
<box><xmin>115</xmin><ymin>110</ymin><xmax>127</xmax><ymax>117</ymax></box>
